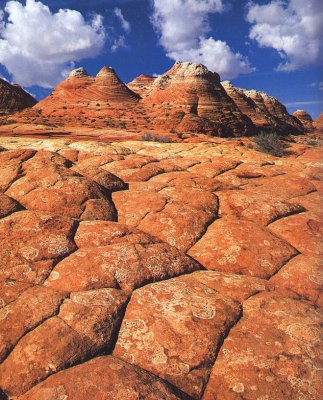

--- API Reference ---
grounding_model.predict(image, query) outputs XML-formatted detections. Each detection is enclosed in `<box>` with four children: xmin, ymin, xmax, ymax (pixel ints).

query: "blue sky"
<box><xmin>0</xmin><ymin>0</ymin><xmax>322</xmax><ymax>118</ymax></box>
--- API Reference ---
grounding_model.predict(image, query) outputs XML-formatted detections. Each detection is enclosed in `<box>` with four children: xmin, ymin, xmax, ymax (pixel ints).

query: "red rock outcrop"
<box><xmin>35</xmin><ymin>66</ymin><xmax>140</xmax><ymax>113</ymax></box>
<box><xmin>143</xmin><ymin>62</ymin><xmax>256</xmax><ymax>136</ymax></box>
<box><xmin>3</xmin><ymin>62</ymin><xmax>313</xmax><ymax>138</ymax></box>
<box><xmin>222</xmin><ymin>81</ymin><xmax>303</xmax><ymax>134</ymax></box>
<box><xmin>314</xmin><ymin>112</ymin><xmax>323</xmax><ymax>133</ymax></box>
<box><xmin>0</xmin><ymin>62</ymin><xmax>312</xmax><ymax>138</ymax></box>
<box><xmin>293</xmin><ymin>110</ymin><xmax>314</xmax><ymax>132</ymax></box>
<box><xmin>0</xmin><ymin>78</ymin><xmax>36</xmax><ymax>116</ymax></box>
<box><xmin>128</xmin><ymin>73</ymin><xmax>156</xmax><ymax>97</ymax></box>
<box><xmin>243</xmin><ymin>89</ymin><xmax>300</xmax><ymax>129</ymax></box>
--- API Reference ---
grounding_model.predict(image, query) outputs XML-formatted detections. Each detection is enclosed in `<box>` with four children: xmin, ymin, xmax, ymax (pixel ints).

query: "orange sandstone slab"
<box><xmin>74</xmin><ymin>220</ymin><xmax>159</xmax><ymax>247</ymax></box>
<box><xmin>138</xmin><ymin>202</ymin><xmax>217</xmax><ymax>251</ymax></box>
<box><xmin>0</xmin><ymin>288</ymin><xmax>128</xmax><ymax>397</ymax></box>
<box><xmin>0</xmin><ymin>287</ymin><xmax>66</xmax><ymax>362</ymax></box>
<box><xmin>269</xmin><ymin>212</ymin><xmax>323</xmax><ymax>256</ymax></box>
<box><xmin>71</xmin><ymin>164</ymin><xmax>127</xmax><ymax>192</ymax></box>
<box><xmin>113</xmin><ymin>172</ymin><xmax>219</xmax><ymax>251</ymax></box>
<box><xmin>270</xmin><ymin>255</ymin><xmax>323</xmax><ymax>306</ymax></box>
<box><xmin>0</xmin><ymin>149</ymin><xmax>35</xmax><ymax>192</ymax></box>
<box><xmin>188</xmin><ymin>218</ymin><xmax>298</xmax><ymax>278</ymax></box>
<box><xmin>5</xmin><ymin>151</ymin><xmax>118</xmax><ymax>220</ymax></box>
<box><xmin>0</xmin><ymin>280</ymin><xmax>32</xmax><ymax>307</ymax></box>
<box><xmin>19</xmin><ymin>355</ymin><xmax>190</xmax><ymax>400</ymax></box>
<box><xmin>218</xmin><ymin>190</ymin><xmax>305</xmax><ymax>225</ymax></box>
<box><xmin>113</xmin><ymin>276</ymin><xmax>241</xmax><ymax>399</ymax></box>
<box><xmin>0</xmin><ymin>211</ymin><xmax>77</xmax><ymax>284</ymax></box>
<box><xmin>203</xmin><ymin>293</ymin><xmax>322</xmax><ymax>400</ymax></box>
<box><xmin>245</xmin><ymin>174</ymin><xmax>316</xmax><ymax>201</ymax></box>
<box><xmin>184</xmin><ymin>271</ymin><xmax>269</xmax><ymax>303</ymax></box>
<box><xmin>45</xmin><ymin>241</ymin><xmax>201</xmax><ymax>293</ymax></box>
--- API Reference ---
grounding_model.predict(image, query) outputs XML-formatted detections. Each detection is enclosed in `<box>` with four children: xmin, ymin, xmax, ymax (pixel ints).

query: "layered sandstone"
<box><xmin>128</xmin><ymin>74</ymin><xmax>156</xmax><ymax>97</ymax></box>
<box><xmin>35</xmin><ymin>66</ymin><xmax>140</xmax><ymax>113</ymax></box>
<box><xmin>314</xmin><ymin>112</ymin><xmax>323</xmax><ymax>133</ymax></box>
<box><xmin>143</xmin><ymin>62</ymin><xmax>256</xmax><ymax>136</ymax></box>
<box><xmin>0</xmin><ymin>78</ymin><xmax>36</xmax><ymax>116</ymax></box>
<box><xmin>1</xmin><ymin>62</ymin><xmax>310</xmax><ymax>138</ymax></box>
<box><xmin>222</xmin><ymin>81</ymin><xmax>303</xmax><ymax>134</ymax></box>
<box><xmin>293</xmin><ymin>110</ymin><xmax>314</xmax><ymax>132</ymax></box>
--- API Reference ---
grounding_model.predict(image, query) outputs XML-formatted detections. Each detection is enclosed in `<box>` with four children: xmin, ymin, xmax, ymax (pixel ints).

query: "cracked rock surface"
<box><xmin>0</xmin><ymin>137</ymin><xmax>322</xmax><ymax>399</ymax></box>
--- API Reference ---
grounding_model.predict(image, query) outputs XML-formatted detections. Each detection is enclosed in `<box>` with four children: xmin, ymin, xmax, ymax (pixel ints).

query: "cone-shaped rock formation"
<box><xmin>0</xmin><ymin>62</ymin><xmax>313</xmax><ymax>138</ymax></box>
<box><xmin>143</xmin><ymin>62</ymin><xmax>255</xmax><ymax>136</ymax></box>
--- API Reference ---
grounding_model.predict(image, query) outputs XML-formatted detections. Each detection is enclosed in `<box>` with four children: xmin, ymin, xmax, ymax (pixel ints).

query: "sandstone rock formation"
<box><xmin>0</xmin><ymin>136</ymin><xmax>321</xmax><ymax>399</ymax></box>
<box><xmin>0</xmin><ymin>78</ymin><xmax>37</xmax><ymax>116</ymax></box>
<box><xmin>314</xmin><ymin>112</ymin><xmax>323</xmax><ymax>133</ymax></box>
<box><xmin>141</xmin><ymin>62</ymin><xmax>256</xmax><ymax>136</ymax></box>
<box><xmin>128</xmin><ymin>73</ymin><xmax>156</xmax><ymax>97</ymax></box>
<box><xmin>222</xmin><ymin>81</ymin><xmax>303</xmax><ymax>134</ymax></box>
<box><xmin>293</xmin><ymin>110</ymin><xmax>314</xmax><ymax>132</ymax></box>
<box><xmin>35</xmin><ymin>66</ymin><xmax>140</xmax><ymax>112</ymax></box>
<box><xmin>0</xmin><ymin>62</ymin><xmax>310</xmax><ymax>138</ymax></box>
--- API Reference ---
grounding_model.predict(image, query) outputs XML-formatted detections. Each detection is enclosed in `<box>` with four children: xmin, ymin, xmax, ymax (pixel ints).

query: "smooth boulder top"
<box><xmin>69</xmin><ymin>67</ymin><xmax>89</xmax><ymax>78</ymax></box>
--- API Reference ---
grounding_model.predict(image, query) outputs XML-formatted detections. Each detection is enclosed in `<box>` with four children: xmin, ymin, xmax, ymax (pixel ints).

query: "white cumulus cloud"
<box><xmin>110</xmin><ymin>7</ymin><xmax>131</xmax><ymax>52</ymax></box>
<box><xmin>114</xmin><ymin>7</ymin><xmax>131</xmax><ymax>33</ymax></box>
<box><xmin>246</xmin><ymin>0</ymin><xmax>323</xmax><ymax>71</ymax></box>
<box><xmin>151</xmin><ymin>0</ymin><xmax>254</xmax><ymax>79</ymax></box>
<box><xmin>0</xmin><ymin>0</ymin><xmax>106</xmax><ymax>88</ymax></box>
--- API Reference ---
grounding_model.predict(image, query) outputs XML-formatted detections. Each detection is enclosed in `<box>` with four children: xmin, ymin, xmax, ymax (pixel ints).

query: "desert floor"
<box><xmin>0</xmin><ymin>136</ymin><xmax>322</xmax><ymax>399</ymax></box>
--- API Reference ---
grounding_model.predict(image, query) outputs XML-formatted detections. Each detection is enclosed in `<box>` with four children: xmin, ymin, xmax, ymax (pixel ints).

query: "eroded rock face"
<box><xmin>94</xmin><ymin>66</ymin><xmax>141</xmax><ymax>103</ymax></box>
<box><xmin>128</xmin><ymin>74</ymin><xmax>157</xmax><ymax>97</ymax></box>
<box><xmin>203</xmin><ymin>293</ymin><xmax>322</xmax><ymax>400</ymax></box>
<box><xmin>143</xmin><ymin>61</ymin><xmax>255</xmax><ymax>136</ymax></box>
<box><xmin>0</xmin><ymin>138</ymin><xmax>321</xmax><ymax>400</ymax></box>
<box><xmin>222</xmin><ymin>81</ymin><xmax>303</xmax><ymax>134</ymax></box>
<box><xmin>242</xmin><ymin>89</ymin><xmax>303</xmax><ymax>134</ymax></box>
<box><xmin>0</xmin><ymin>78</ymin><xmax>36</xmax><ymax>116</ymax></box>
<box><xmin>314</xmin><ymin>112</ymin><xmax>323</xmax><ymax>133</ymax></box>
<box><xmin>2</xmin><ymin>61</ymin><xmax>309</xmax><ymax>138</ymax></box>
<box><xmin>293</xmin><ymin>110</ymin><xmax>314</xmax><ymax>132</ymax></box>
<box><xmin>69</xmin><ymin>67</ymin><xmax>89</xmax><ymax>78</ymax></box>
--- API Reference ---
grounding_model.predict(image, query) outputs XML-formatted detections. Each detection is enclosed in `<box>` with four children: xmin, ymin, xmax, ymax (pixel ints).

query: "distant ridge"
<box><xmin>1</xmin><ymin>62</ymin><xmax>318</xmax><ymax>137</ymax></box>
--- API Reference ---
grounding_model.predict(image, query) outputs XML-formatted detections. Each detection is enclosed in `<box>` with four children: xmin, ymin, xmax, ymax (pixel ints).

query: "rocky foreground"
<box><xmin>0</xmin><ymin>136</ymin><xmax>322</xmax><ymax>399</ymax></box>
